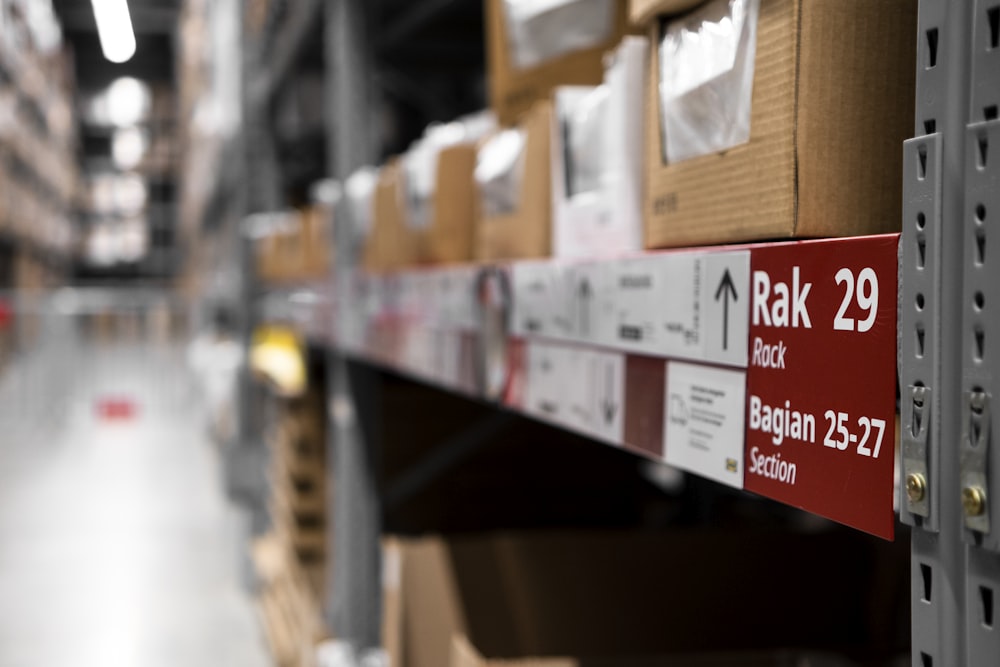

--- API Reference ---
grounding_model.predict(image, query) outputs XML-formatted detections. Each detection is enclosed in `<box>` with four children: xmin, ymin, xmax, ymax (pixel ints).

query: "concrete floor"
<box><xmin>0</xmin><ymin>336</ymin><xmax>272</xmax><ymax>667</ymax></box>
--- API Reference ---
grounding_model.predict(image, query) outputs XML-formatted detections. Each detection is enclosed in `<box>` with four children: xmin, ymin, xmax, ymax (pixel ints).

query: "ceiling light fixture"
<box><xmin>90</xmin><ymin>0</ymin><xmax>137</xmax><ymax>64</ymax></box>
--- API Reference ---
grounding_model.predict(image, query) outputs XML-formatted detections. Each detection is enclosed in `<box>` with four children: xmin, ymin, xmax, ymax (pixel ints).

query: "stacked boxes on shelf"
<box><xmin>359</xmin><ymin>0</ymin><xmax>917</xmax><ymax>272</ymax></box>
<box><xmin>383</xmin><ymin>529</ymin><xmax>908</xmax><ymax>667</ymax></box>
<box><xmin>176</xmin><ymin>0</ymin><xmax>241</xmax><ymax>240</ymax></box>
<box><xmin>0</xmin><ymin>0</ymin><xmax>78</xmax><ymax>264</ymax></box>
<box><xmin>640</xmin><ymin>0</ymin><xmax>916</xmax><ymax>247</ymax></box>
<box><xmin>256</xmin><ymin>205</ymin><xmax>333</xmax><ymax>284</ymax></box>
<box><xmin>256</xmin><ymin>387</ymin><xmax>328</xmax><ymax>667</ymax></box>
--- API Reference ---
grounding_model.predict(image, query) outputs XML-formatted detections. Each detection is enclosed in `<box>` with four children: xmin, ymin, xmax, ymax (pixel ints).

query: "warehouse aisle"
<box><xmin>0</xmin><ymin>338</ymin><xmax>272</xmax><ymax>667</ymax></box>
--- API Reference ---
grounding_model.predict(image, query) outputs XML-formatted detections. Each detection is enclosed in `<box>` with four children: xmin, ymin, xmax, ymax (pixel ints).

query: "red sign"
<box><xmin>744</xmin><ymin>234</ymin><xmax>898</xmax><ymax>539</ymax></box>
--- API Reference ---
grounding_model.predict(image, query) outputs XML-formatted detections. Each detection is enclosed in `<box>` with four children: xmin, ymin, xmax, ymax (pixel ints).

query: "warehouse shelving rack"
<box><xmin>222</xmin><ymin>0</ymin><xmax>1000</xmax><ymax>664</ymax></box>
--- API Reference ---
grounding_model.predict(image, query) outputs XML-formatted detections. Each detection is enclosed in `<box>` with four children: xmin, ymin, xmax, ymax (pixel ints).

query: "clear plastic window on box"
<box><xmin>476</xmin><ymin>128</ymin><xmax>527</xmax><ymax>217</ymax></box>
<box><xmin>558</xmin><ymin>84</ymin><xmax>611</xmax><ymax>200</ymax></box>
<box><xmin>503</xmin><ymin>0</ymin><xmax>616</xmax><ymax>70</ymax></box>
<box><xmin>659</xmin><ymin>0</ymin><xmax>760</xmax><ymax>164</ymax></box>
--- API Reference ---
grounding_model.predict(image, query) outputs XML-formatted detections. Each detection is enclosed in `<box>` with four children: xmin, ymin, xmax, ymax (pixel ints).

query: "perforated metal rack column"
<box><xmin>962</xmin><ymin>2</ymin><xmax>1000</xmax><ymax>665</ymax></box>
<box><xmin>233</xmin><ymin>0</ymin><xmax>286</xmax><ymax>540</ymax></box>
<box><xmin>900</xmin><ymin>1</ymin><xmax>994</xmax><ymax>665</ymax></box>
<box><xmin>325</xmin><ymin>0</ymin><xmax>384</xmax><ymax>650</ymax></box>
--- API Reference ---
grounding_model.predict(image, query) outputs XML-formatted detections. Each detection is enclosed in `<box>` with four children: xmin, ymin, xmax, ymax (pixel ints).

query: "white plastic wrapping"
<box><xmin>558</xmin><ymin>85</ymin><xmax>611</xmax><ymax>199</ymax></box>
<box><xmin>658</xmin><ymin>0</ymin><xmax>760</xmax><ymax>163</ymax></box>
<box><xmin>344</xmin><ymin>166</ymin><xmax>379</xmax><ymax>244</ymax></box>
<box><xmin>475</xmin><ymin>128</ymin><xmax>527</xmax><ymax>217</ymax></box>
<box><xmin>551</xmin><ymin>35</ymin><xmax>647</xmax><ymax>259</ymax></box>
<box><xmin>402</xmin><ymin>111</ymin><xmax>498</xmax><ymax>230</ymax></box>
<box><xmin>502</xmin><ymin>0</ymin><xmax>616</xmax><ymax>70</ymax></box>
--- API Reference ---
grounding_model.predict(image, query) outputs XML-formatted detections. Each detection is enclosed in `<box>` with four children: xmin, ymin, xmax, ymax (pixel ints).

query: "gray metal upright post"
<box><xmin>962</xmin><ymin>2</ymin><xmax>1000</xmax><ymax>665</ymax></box>
<box><xmin>325</xmin><ymin>0</ymin><xmax>384</xmax><ymax>650</ymax></box>
<box><xmin>234</xmin><ymin>0</ymin><xmax>286</xmax><ymax>539</ymax></box>
<box><xmin>900</xmin><ymin>1</ymin><xmax>973</xmax><ymax>665</ymax></box>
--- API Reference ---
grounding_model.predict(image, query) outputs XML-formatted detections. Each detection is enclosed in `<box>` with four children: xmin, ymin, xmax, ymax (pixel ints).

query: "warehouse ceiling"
<box><xmin>53</xmin><ymin>0</ymin><xmax>179</xmax><ymax>88</ymax></box>
<box><xmin>51</xmin><ymin>0</ymin><xmax>182</xmax><ymax>279</ymax></box>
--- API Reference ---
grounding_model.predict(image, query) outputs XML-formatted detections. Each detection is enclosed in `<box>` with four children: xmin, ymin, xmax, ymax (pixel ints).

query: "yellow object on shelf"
<box><xmin>251</xmin><ymin>326</ymin><xmax>307</xmax><ymax>397</ymax></box>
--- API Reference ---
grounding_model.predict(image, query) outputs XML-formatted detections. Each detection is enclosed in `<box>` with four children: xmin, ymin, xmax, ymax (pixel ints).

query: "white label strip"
<box><xmin>511</xmin><ymin>262</ymin><xmax>563</xmax><ymax>338</ymax></box>
<box><xmin>451</xmin><ymin>266</ymin><xmax>483</xmax><ymax>331</ymax></box>
<box><xmin>523</xmin><ymin>342</ymin><xmax>625</xmax><ymax>445</ymax></box>
<box><xmin>566</xmin><ymin>348</ymin><xmax>625</xmax><ymax>444</ymax></box>
<box><xmin>663</xmin><ymin>360</ymin><xmax>747</xmax><ymax>489</ymax></box>
<box><xmin>562</xmin><ymin>262</ymin><xmax>612</xmax><ymax>345</ymax></box>
<box><xmin>603</xmin><ymin>255</ymin><xmax>662</xmax><ymax>351</ymax></box>
<box><xmin>699</xmin><ymin>252</ymin><xmax>750</xmax><ymax>367</ymax></box>
<box><xmin>524</xmin><ymin>341</ymin><xmax>569</xmax><ymax>422</ymax></box>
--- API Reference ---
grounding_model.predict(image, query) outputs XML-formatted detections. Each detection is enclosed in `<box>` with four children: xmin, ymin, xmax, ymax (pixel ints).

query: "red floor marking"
<box><xmin>95</xmin><ymin>397</ymin><xmax>138</xmax><ymax>421</ymax></box>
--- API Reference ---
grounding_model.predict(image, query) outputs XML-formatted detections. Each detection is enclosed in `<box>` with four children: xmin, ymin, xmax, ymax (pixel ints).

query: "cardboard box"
<box><xmin>365</xmin><ymin>161</ymin><xmax>420</xmax><ymax>272</ymax></box>
<box><xmin>644</xmin><ymin>0</ymin><xmax>916</xmax><ymax>248</ymax></box>
<box><xmin>486</xmin><ymin>0</ymin><xmax>630</xmax><ymax>126</ymax></box>
<box><xmin>476</xmin><ymin>100</ymin><xmax>553</xmax><ymax>261</ymax></box>
<box><xmin>628</xmin><ymin>0</ymin><xmax>706</xmax><ymax>27</ymax></box>
<box><xmin>384</xmin><ymin>528</ymin><xmax>908</xmax><ymax>667</ymax></box>
<box><xmin>425</xmin><ymin>144</ymin><xmax>479</xmax><ymax>264</ymax></box>
<box><xmin>551</xmin><ymin>36</ymin><xmax>647</xmax><ymax>259</ymax></box>
<box><xmin>302</xmin><ymin>205</ymin><xmax>332</xmax><ymax>278</ymax></box>
<box><xmin>450</xmin><ymin>635</ymin><xmax>858</xmax><ymax>667</ymax></box>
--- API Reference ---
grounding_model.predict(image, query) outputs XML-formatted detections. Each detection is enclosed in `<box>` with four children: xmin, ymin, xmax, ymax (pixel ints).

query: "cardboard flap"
<box><xmin>487</xmin><ymin>0</ymin><xmax>629</xmax><ymax>126</ymax></box>
<box><xmin>427</xmin><ymin>144</ymin><xmax>479</xmax><ymax>263</ymax></box>
<box><xmin>451</xmin><ymin>635</ymin><xmax>579</xmax><ymax>667</ymax></box>
<box><xmin>368</xmin><ymin>160</ymin><xmax>419</xmax><ymax>271</ymax></box>
<box><xmin>629</xmin><ymin>0</ymin><xmax>708</xmax><ymax>28</ymax></box>
<box><xmin>477</xmin><ymin>101</ymin><xmax>553</xmax><ymax>261</ymax></box>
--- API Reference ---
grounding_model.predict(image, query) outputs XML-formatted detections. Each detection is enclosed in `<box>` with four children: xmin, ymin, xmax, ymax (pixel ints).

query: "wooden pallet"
<box><xmin>270</xmin><ymin>489</ymin><xmax>326</xmax><ymax>560</ymax></box>
<box><xmin>254</xmin><ymin>534</ymin><xmax>326</xmax><ymax>667</ymax></box>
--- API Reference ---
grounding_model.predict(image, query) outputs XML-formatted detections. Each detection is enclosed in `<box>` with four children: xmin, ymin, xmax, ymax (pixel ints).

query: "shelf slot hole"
<box><xmin>978</xmin><ymin>204</ymin><xmax>988</xmax><ymax>223</ymax></box>
<box><xmin>924</xmin><ymin>118</ymin><xmax>937</xmax><ymax>135</ymax></box>
<box><xmin>989</xmin><ymin>6</ymin><xmax>999</xmax><ymax>49</ymax></box>
<box><xmin>976</xmin><ymin>228</ymin><xmax>986</xmax><ymax>266</ymax></box>
<box><xmin>979</xmin><ymin>135</ymin><xmax>990</xmax><ymax>170</ymax></box>
<box><xmin>971</xmin><ymin>389</ymin><xmax>986</xmax><ymax>445</ymax></box>
<box><xmin>911</xmin><ymin>385</ymin><xmax>926</xmax><ymax>437</ymax></box>
<box><xmin>918</xmin><ymin>145</ymin><xmax>928</xmax><ymax>179</ymax></box>
<box><xmin>916</xmin><ymin>293</ymin><xmax>925</xmax><ymax>311</ymax></box>
<box><xmin>917</xmin><ymin>237</ymin><xmax>926</xmax><ymax>269</ymax></box>
<box><xmin>920</xmin><ymin>653</ymin><xmax>933</xmax><ymax>667</ymax></box>
<box><xmin>987</xmin><ymin>105</ymin><xmax>999</xmax><ymax>121</ymax></box>
<box><xmin>926</xmin><ymin>28</ymin><xmax>939</xmax><ymax>67</ymax></box>
<box><xmin>916</xmin><ymin>325</ymin><xmax>925</xmax><ymax>358</ymax></box>
<box><xmin>975</xmin><ymin>326</ymin><xmax>985</xmax><ymax>362</ymax></box>
<box><xmin>982</xmin><ymin>586</ymin><xmax>995</xmax><ymax>628</ymax></box>
<box><xmin>921</xmin><ymin>563</ymin><xmax>933</xmax><ymax>602</ymax></box>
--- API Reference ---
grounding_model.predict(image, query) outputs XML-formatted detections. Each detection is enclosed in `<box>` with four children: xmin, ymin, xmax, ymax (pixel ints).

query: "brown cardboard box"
<box><xmin>476</xmin><ymin>101</ymin><xmax>553</xmax><ymax>261</ymax></box>
<box><xmin>382</xmin><ymin>539</ymin><xmax>405</xmax><ymax>667</ymax></box>
<box><xmin>275</xmin><ymin>226</ymin><xmax>305</xmax><ymax>282</ymax></box>
<box><xmin>365</xmin><ymin>161</ymin><xmax>420</xmax><ymax>272</ymax></box>
<box><xmin>385</xmin><ymin>528</ymin><xmax>907</xmax><ymax>667</ymax></box>
<box><xmin>256</xmin><ymin>234</ymin><xmax>280</xmax><ymax>283</ymax></box>
<box><xmin>302</xmin><ymin>205</ymin><xmax>332</xmax><ymax>278</ymax></box>
<box><xmin>450</xmin><ymin>635</ymin><xmax>857</xmax><ymax>667</ymax></box>
<box><xmin>628</xmin><ymin>0</ymin><xmax>705</xmax><ymax>27</ymax></box>
<box><xmin>644</xmin><ymin>0</ymin><xmax>916</xmax><ymax>248</ymax></box>
<box><xmin>450</xmin><ymin>635</ymin><xmax>575</xmax><ymax>667</ymax></box>
<box><xmin>425</xmin><ymin>144</ymin><xmax>479</xmax><ymax>264</ymax></box>
<box><xmin>486</xmin><ymin>0</ymin><xmax>629</xmax><ymax>126</ymax></box>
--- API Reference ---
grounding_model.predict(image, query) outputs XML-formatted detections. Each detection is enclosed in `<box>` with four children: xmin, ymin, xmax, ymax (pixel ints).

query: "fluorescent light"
<box><xmin>105</xmin><ymin>77</ymin><xmax>150</xmax><ymax>127</ymax></box>
<box><xmin>90</xmin><ymin>0</ymin><xmax>136</xmax><ymax>64</ymax></box>
<box><xmin>111</xmin><ymin>127</ymin><xmax>147</xmax><ymax>169</ymax></box>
